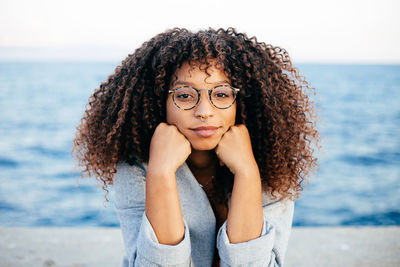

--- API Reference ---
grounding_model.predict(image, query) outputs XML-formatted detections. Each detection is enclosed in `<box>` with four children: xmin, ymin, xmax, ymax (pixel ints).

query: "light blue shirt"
<box><xmin>112</xmin><ymin>158</ymin><xmax>294</xmax><ymax>266</ymax></box>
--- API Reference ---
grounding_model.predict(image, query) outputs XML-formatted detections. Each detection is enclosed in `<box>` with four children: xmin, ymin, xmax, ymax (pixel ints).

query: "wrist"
<box><xmin>234</xmin><ymin>161</ymin><xmax>260</xmax><ymax>178</ymax></box>
<box><xmin>147</xmin><ymin>161</ymin><xmax>177</xmax><ymax>179</ymax></box>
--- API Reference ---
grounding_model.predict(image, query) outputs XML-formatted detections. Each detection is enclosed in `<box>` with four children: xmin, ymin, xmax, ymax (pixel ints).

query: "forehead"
<box><xmin>170</xmin><ymin>60</ymin><xmax>230</xmax><ymax>86</ymax></box>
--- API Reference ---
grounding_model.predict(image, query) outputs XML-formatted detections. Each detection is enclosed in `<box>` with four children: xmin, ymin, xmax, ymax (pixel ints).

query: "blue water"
<box><xmin>0</xmin><ymin>62</ymin><xmax>399</xmax><ymax>227</ymax></box>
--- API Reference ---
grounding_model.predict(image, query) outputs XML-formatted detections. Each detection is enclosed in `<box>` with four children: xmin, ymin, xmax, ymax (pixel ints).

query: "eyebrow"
<box><xmin>173</xmin><ymin>80</ymin><xmax>230</xmax><ymax>87</ymax></box>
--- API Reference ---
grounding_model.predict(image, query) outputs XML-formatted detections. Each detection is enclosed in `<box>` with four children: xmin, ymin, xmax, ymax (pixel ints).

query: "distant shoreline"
<box><xmin>1</xmin><ymin>46</ymin><xmax>399</xmax><ymax>65</ymax></box>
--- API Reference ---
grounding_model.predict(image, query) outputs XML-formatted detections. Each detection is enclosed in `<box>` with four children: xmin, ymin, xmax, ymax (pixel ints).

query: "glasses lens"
<box><xmin>173</xmin><ymin>86</ymin><xmax>198</xmax><ymax>109</ymax></box>
<box><xmin>211</xmin><ymin>85</ymin><xmax>235</xmax><ymax>109</ymax></box>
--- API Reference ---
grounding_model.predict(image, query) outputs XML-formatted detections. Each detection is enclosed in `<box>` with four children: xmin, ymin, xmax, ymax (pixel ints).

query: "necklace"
<box><xmin>199</xmin><ymin>175</ymin><xmax>215</xmax><ymax>189</ymax></box>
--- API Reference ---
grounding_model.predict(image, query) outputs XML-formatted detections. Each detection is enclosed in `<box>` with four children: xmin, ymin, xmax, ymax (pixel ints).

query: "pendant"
<box><xmin>199</xmin><ymin>175</ymin><xmax>215</xmax><ymax>189</ymax></box>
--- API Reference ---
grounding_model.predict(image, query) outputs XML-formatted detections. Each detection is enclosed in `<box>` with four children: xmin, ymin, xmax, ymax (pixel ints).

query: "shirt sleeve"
<box><xmin>112</xmin><ymin>161</ymin><xmax>192</xmax><ymax>267</ymax></box>
<box><xmin>216</xmin><ymin>197</ymin><xmax>295</xmax><ymax>267</ymax></box>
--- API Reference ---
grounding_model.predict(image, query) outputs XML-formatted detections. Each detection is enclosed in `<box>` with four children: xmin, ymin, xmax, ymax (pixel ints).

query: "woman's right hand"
<box><xmin>148</xmin><ymin>122</ymin><xmax>192</xmax><ymax>175</ymax></box>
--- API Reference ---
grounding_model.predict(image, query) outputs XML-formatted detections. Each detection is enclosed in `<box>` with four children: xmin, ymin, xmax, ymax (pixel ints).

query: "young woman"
<box><xmin>72</xmin><ymin>27</ymin><xmax>319</xmax><ymax>267</ymax></box>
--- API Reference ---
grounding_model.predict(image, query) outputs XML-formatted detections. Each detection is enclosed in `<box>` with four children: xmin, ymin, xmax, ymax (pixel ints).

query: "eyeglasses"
<box><xmin>168</xmin><ymin>85</ymin><xmax>240</xmax><ymax>110</ymax></box>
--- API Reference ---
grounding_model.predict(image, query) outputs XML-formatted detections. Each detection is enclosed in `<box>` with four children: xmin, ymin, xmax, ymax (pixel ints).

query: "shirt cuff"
<box><xmin>216</xmin><ymin>216</ymin><xmax>276</xmax><ymax>266</ymax></box>
<box><xmin>136</xmin><ymin>211</ymin><xmax>191</xmax><ymax>265</ymax></box>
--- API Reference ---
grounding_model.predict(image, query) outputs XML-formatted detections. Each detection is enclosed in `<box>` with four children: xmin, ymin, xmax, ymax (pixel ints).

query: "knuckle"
<box><xmin>238</xmin><ymin>124</ymin><xmax>247</xmax><ymax>131</ymax></box>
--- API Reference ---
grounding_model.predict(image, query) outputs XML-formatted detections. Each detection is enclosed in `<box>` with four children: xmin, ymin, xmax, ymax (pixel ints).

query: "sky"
<box><xmin>1</xmin><ymin>0</ymin><xmax>399</xmax><ymax>63</ymax></box>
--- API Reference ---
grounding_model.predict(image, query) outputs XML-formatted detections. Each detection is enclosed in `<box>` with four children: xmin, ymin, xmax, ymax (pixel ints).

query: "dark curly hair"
<box><xmin>72</xmin><ymin>27</ymin><xmax>320</xmax><ymax>203</ymax></box>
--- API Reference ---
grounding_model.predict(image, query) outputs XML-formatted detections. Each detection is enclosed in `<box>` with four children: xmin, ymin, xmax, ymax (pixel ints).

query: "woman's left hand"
<box><xmin>215</xmin><ymin>124</ymin><xmax>259</xmax><ymax>176</ymax></box>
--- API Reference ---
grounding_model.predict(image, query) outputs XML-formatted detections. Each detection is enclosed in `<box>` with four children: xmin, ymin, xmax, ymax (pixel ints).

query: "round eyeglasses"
<box><xmin>168</xmin><ymin>85</ymin><xmax>240</xmax><ymax>110</ymax></box>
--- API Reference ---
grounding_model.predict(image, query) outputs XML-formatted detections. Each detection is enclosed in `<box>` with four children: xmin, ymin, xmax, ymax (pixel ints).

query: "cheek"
<box><xmin>227</xmin><ymin>104</ymin><xmax>237</xmax><ymax>126</ymax></box>
<box><xmin>166</xmin><ymin>98</ymin><xmax>176</xmax><ymax>123</ymax></box>
<box><xmin>166</xmin><ymin>98</ymin><xmax>185</xmax><ymax>129</ymax></box>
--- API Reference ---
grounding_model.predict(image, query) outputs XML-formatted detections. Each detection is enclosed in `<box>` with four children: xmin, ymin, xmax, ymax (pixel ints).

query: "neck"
<box><xmin>187</xmin><ymin>149</ymin><xmax>218</xmax><ymax>170</ymax></box>
<box><xmin>186</xmin><ymin>150</ymin><xmax>219</xmax><ymax>185</ymax></box>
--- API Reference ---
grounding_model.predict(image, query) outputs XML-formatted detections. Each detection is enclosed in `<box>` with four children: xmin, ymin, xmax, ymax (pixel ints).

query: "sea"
<box><xmin>0</xmin><ymin>62</ymin><xmax>399</xmax><ymax>227</ymax></box>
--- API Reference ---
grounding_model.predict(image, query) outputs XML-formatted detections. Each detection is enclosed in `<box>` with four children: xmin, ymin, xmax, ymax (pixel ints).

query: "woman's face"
<box><xmin>166</xmin><ymin>60</ymin><xmax>237</xmax><ymax>151</ymax></box>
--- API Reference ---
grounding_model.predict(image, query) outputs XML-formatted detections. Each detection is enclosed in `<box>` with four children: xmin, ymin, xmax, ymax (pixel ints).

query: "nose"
<box><xmin>193</xmin><ymin>90</ymin><xmax>214</xmax><ymax>119</ymax></box>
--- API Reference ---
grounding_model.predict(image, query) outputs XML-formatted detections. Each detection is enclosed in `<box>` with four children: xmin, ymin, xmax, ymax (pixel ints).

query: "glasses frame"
<box><xmin>168</xmin><ymin>85</ymin><xmax>241</xmax><ymax>110</ymax></box>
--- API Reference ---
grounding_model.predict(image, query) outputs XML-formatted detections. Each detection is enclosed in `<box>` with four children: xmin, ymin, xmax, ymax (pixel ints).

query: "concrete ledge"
<box><xmin>1</xmin><ymin>226</ymin><xmax>399</xmax><ymax>267</ymax></box>
<box><xmin>285</xmin><ymin>226</ymin><xmax>399</xmax><ymax>267</ymax></box>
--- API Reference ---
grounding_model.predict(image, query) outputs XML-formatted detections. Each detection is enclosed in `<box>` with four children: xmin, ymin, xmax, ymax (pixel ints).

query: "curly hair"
<box><xmin>72</xmin><ymin>27</ymin><xmax>320</xmax><ymax>203</ymax></box>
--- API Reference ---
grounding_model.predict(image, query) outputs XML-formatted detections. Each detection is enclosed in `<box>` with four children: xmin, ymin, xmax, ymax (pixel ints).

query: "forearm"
<box><xmin>226</xmin><ymin>164</ymin><xmax>263</xmax><ymax>244</ymax></box>
<box><xmin>145</xmin><ymin>164</ymin><xmax>185</xmax><ymax>245</ymax></box>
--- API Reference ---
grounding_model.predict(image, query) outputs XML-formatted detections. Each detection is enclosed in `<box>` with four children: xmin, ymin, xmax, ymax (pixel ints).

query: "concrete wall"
<box><xmin>1</xmin><ymin>226</ymin><xmax>399</xmax><ymax>267</ymax></box>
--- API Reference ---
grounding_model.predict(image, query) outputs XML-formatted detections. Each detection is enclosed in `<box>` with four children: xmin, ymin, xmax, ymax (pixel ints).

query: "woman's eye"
<box><xmin>176</xmin><ymin>94</ymin><xmax>195</xmax><ymax>100</ymax></box>
<box><xmin>177</xmin><ymin>94</ymin><xmax>188</xmax><ymax>98</ymax></box>
<box><xmin>215</xmin><ymin>93</ymin><xmax>228</xmax><ymax>98</ymax></box>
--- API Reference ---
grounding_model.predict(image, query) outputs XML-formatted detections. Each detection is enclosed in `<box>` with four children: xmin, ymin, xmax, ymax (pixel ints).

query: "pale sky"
<box><xmin>1</xmin><ymin>0</ymin><xmax>399</xmax><ymax>63</ymax></box>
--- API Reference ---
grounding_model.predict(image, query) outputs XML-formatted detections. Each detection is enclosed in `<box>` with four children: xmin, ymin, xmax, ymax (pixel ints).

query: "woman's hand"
<box><xmin>148</xmin><ymin>122</ymin><xmax>192</xmax><ymax>175</ymax></box>
<box><xmin>215</xmin><ymin>124</ymin><xmax>258</xmax><ymax>176</ymax></box>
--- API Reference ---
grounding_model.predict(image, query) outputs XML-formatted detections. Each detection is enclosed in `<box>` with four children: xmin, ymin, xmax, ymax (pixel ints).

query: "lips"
<box><xmin>190</xmin><ymin>126</ymin><xmax>220</xmax><ymax>137</ymax></box>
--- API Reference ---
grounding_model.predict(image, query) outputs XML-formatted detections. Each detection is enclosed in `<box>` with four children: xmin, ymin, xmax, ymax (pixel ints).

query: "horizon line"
<box><xmin>0</xmin><ymin>46</ymin><xmax>399</xmax><ymax>65</ymax></box>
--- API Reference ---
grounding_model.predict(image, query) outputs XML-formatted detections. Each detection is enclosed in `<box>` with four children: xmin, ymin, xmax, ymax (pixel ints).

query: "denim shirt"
<box><xmin>112</xmin><ymin>159</ymin><xmax>294</xmax><ymax>267</ymax></box>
